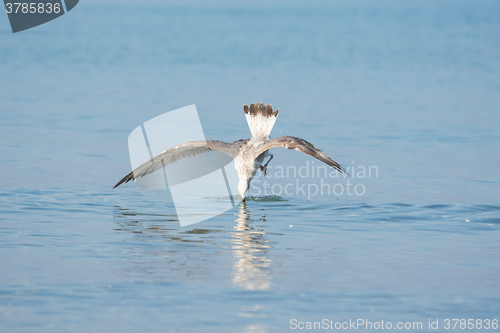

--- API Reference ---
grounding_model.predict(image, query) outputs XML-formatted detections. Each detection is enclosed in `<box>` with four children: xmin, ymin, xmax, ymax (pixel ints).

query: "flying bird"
<box><xmin>114</xmin><ymin>103</ymin><xmax>348</xmax><ymax>201</ymax></box>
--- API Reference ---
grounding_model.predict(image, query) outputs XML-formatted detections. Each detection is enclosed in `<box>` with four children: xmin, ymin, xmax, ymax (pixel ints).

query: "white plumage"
<box><xmin>114</xmin><ymin>103</ymin><xmax>347</xmax><ymax>201</ymax></box>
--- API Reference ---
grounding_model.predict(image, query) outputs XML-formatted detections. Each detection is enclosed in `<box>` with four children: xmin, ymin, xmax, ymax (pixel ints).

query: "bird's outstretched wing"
<box><xmin>255</xmin><ymin>136</ymin><xmax>348</xmax><ymax>175</ymax></box>
<box><xmin>113</xmin><ymin>140</ymin><xmax>239</xmax><ymax>189</ymax></box>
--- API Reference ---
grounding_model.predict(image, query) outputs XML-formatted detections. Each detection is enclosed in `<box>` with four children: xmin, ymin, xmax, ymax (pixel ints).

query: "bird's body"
<box><xmin>114</xmin><ymin>103</ymin><xmax>347</xmax><ymax>200</ymax></box>
<box><xmin>234</xmin><ymin>142</ymin><xmax>269</xmax><ymax>199</ymax></box>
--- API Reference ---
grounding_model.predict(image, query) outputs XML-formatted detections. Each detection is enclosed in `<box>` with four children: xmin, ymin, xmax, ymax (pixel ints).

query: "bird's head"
<box><xmin>238</xmin><ymin>177</ymin><xmax>250</xmax><ymax>200</ymax></box>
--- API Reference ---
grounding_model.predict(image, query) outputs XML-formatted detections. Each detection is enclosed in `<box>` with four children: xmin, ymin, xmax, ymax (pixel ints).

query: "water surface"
<box><xmin>1</xmin><ymin>1</ymin><xmax>499</xmax><ymax>332</ymax></box>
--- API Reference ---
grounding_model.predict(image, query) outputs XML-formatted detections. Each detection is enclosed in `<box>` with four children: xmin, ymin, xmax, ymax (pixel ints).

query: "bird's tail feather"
<box><xmin>243</xmin><ymin>103</ymin><xmax>279</xmax><ymax>139</ymax></box>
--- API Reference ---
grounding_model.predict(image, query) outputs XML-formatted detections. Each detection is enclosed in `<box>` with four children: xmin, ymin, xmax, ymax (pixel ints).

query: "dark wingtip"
<box><xmin>337</xmin><ymin>162</ymin><xmax>349</xmax><ymax>176</ymax></box>
<box><xmin>243</xmin><ymin>104</ymin><xmax>249</xmax><ymax>114</ymax></box>
<box><xmin>338</xmin><ymin>164</ymin><xmax>349</xmax><ymax>177</ymax></box>
<box><xmin>113</xmin><ymin>180</ymin><xmax>124</xmax><ymax>190</ymax></box>
<box><xmin>113</xmin><ymin>171</ymin><xmax>134</xmax><ymax>189</ymax></box>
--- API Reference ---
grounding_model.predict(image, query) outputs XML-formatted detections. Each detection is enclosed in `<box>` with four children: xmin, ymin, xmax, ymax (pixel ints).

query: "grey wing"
<box><xmin>113</xmin><ymin>140</ymin><xmax>239</xmax><ymax>189</ymax></box>
<box><xmin>255</xmin><ymin>136</ymin><xmax>348</xmax><ymax>175</ymax></box>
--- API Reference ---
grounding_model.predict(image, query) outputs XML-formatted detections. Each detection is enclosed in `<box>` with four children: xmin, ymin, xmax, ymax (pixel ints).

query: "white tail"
<box><xmin>243</xmin><ymin>103</ymin><xmax>279</xmax><ymax>139</ymax></box>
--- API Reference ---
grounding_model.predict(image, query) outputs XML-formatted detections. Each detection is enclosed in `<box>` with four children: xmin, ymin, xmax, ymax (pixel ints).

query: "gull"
<box><xmin>114</xmin><ymin>103</ymin><xmax>348</xmax><ymax>201</ymax></box>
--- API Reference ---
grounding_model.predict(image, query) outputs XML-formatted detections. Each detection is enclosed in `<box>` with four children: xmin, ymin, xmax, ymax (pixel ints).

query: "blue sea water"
<box><xmin>1</xmin><ymin>1</ymin><xmax>500</xmax><ymax>332</ymax></box>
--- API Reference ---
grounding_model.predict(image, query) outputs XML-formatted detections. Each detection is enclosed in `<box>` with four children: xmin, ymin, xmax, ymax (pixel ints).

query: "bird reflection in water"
<box><xmin>113</xmin><ymin>204</ymin><xmax>272</xmax><ymax>293</ymax></box>
<box><xmin>231</xmin><ymin>202</ymin><xmax>271</xmax><ymax>291</ymax></box>
<box><xmin>114</xmin><ymin>204</ymin><xmax>271</xmax><ymax>331</ymax></box>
